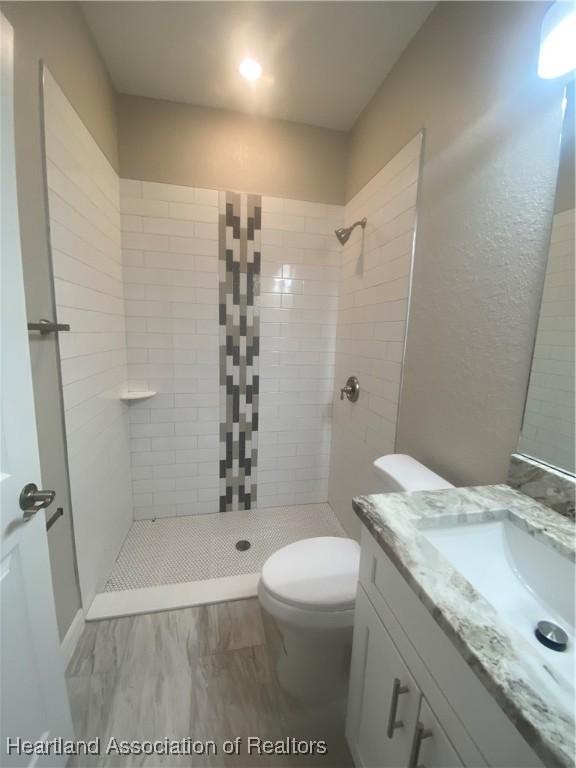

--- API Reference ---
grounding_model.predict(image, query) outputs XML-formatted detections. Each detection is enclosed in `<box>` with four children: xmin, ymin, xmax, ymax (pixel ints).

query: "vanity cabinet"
<box><xmin>348</xmin><ymin>587</ymin><xmax>462</xmax><ymax>768</ymax></box>
<box><xmin>349</xmin><ymin>588</ymin><xmax>421</xmax><ymax>768</ymax></box>
<box><xmin>416</xmin><ymin>699</ymin><xmax>462</xmax><ymax>768</ymax></box>
<box><xmin>346</xmin><ymin>526</ymin><xmax>545</xmax><ymax>768</ymax></box>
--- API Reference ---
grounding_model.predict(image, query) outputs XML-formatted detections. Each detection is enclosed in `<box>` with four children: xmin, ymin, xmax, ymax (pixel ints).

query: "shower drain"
<box><xmin>235</xmin><ymin>540</ymin><xmax>251</xmax><ymax>551</ymax></box>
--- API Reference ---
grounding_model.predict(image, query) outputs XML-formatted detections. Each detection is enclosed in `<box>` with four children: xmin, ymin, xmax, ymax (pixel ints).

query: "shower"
<box><xmin>334</xmin><ymin>217</ymin><xmax>367</xmax><ymax>245</ymax></box>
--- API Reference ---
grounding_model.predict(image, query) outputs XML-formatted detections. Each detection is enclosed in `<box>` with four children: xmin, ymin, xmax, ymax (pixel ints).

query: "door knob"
<box><xmin>19</xmin><ymin>483</ymin><xmax>55</xmax><ymax>519</ymax></box>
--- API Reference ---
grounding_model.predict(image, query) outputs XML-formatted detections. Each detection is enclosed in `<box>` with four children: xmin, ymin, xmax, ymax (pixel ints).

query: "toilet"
<box><xmin>258</xmin><ymin>454</ymin><xmax>454</xmax><ymax>702</ymax></box>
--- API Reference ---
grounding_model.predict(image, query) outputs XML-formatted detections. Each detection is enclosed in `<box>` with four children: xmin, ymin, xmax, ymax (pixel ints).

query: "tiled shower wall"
<box><xmin>519</xmin><ymin>206</ymin><xmax>575</xmax><ymax>473</ymax></box>
<box><xmin>328</xmin><ymin>134</ymin><xmax>423</xmax><ymax>535</ymax></box>
<box><xmin>120</xmin><ymin>182</ymin><xmax>342</xmax><ymax>517</ymax></box>
<box><xmin>259</xmin><ymin>197</ymin><xmax>341</xmax><ymax>506</ymax></box>
<box><xmin>44</xmin><ymin>72</ymin><xmax>421</xmax><ymax>599</ymax></box>
<box><xmin>120</xmin><ymin>180</ymin><xmax>220</xmax><ymax>518</ymax></box>
<box><xmin>45</xmin><ymin>74</ymin><xmax>420</xmax><ymax>565</ymax></box>
<box><xmin>44</xmin><ymin>73</ymin><xmax>132</xmax><ymax>607</ymax></box>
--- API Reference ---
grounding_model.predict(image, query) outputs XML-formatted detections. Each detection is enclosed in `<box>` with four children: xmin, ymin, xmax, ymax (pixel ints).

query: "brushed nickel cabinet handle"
<box><xmin>386</xmin><ymin>677</ymin><xmax>409</xmax><ymax>738</ymax></box>
<box><xmin>408</xmin><ymin>721</ymin><xmax>433</xmax><ymax>768</ymax></box>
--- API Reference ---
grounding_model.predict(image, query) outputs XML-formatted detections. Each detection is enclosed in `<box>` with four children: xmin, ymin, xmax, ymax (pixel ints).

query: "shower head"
<box><xmin>334</xmin><ymin>217</ymin><xmax>367</xmax><ymax>245</ymax></box>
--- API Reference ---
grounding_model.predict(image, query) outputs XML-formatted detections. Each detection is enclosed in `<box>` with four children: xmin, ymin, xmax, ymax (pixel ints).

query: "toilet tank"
<box><xmin>373</xmin><ymin>454</ymin><xmax>454</xmax><ymax>492</ymax></box>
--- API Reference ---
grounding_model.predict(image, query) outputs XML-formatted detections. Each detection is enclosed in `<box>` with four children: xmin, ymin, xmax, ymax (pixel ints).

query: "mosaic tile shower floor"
<box><xmin>104</xmin><ymin>503</ymin><xmax>346</xmax><ymax>592</ymax></box>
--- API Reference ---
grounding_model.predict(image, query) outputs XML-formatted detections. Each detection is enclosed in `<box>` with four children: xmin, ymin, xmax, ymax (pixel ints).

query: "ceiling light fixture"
<box><xmin>239</xmin><ymin>57</ymin><xmax>262</xmax><ymax>82</ymax></box>
<box><xmin>538</xmin><ymin>1</ymin><xmax>576</xmax><ymax>79</ymax></box>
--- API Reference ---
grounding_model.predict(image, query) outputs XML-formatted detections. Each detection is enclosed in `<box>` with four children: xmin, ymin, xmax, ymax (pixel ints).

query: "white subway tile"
<box><xmin>262</xmin><ymin>212</ymin><xmax>305</xmax><ymax>232</ymax></box>
<box><xmin>121</xmin><ymin>197</ymin><xmax>169</xmax><ymax>217</ymax></box>
<box><xmin>143</xmin><ymin>217</ymin><xmax>196</xmax><ymax>238</ymax></box>
<box><xmin>194</xmin><ymin>188</ymin><xmax>219</xmax><ymax>206</ymax></box>
<box><xmin>142</xmin><ymin>181</ymin><xmax>196</xmax><ymax>203</ymax></box>
<box><xmin>122</xmin><ymin>231</ymin><xmax>170</xmax><ymax>251</ymax></box>
<box><xmin>169</xmin><ymin>202</ymin><xmax>218</xmax><ymax>223</ymax></box>
<box><xmin>169</xmin><ymin>236</ymin><xmax>218</xmax><ymax>256</ymax></box>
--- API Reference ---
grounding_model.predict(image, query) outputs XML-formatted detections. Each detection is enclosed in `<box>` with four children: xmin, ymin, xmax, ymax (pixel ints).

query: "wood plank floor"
<box><xmin>66</xmin><ymin>599</ymin><xmax>353</xmax><ymax>767</ymax></box>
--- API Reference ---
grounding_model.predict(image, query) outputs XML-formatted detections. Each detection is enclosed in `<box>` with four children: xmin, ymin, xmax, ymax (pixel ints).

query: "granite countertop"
<box><xmin>353</xmin><ymin>484</ymin><xmax>575</xmax><ymax>768</ymax></box>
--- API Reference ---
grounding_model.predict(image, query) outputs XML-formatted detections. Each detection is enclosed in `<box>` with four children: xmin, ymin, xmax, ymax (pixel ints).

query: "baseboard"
<box><xmin>60</xmin><ymin>608</ymin><xmax>85</xmax><ymax>667</ymax></box>
<box><xmin>86</xmin><ymin>572</ymin><xmax>260</xmax><ymax>621</ymax></box>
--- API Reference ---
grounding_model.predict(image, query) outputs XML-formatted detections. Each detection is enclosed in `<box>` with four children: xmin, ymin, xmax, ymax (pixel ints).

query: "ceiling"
<box><xmin>82</xmin><ymin>2</ymin><xmax>434</xmax><ymax>131</ymax></box>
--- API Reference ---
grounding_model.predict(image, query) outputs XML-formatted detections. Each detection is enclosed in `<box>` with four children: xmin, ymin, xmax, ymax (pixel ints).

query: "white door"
<box><xmin>0</xmin><ymin>13</ymin><xmax>74</xmax><ymax>767</ymax></box>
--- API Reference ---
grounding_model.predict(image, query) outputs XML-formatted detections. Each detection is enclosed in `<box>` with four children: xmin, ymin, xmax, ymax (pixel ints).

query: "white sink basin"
<box><xmin>423</xmin><ymin>518</ymin><xmax>574</xmax><ymax>699</ymax></box>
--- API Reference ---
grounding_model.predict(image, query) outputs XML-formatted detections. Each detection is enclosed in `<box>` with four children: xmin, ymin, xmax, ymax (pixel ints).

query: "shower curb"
<box><xmin>86</xmin><ymin>572</ymin><xmax>260</xmax><ymax>620</ymax></box>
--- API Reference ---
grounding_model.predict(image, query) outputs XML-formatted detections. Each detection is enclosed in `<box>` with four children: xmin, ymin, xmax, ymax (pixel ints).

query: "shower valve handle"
<box><xmin>340</xmin><ymin>376</ymin><xmax>360</xmax><ymax>402</ymax></box>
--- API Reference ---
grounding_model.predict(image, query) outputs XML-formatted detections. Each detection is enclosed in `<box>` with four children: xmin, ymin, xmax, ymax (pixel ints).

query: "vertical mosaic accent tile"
<box><xmin>218</xmin><ymin>191</ymin><xmax>261</xmax><ymax>511</ymax></box>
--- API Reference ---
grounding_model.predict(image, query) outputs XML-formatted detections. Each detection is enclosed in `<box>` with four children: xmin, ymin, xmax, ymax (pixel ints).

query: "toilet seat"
<box><xmin>260</xmin><ymin>536</ymin><xmax>360</xmax><ymax>613</ymax></box>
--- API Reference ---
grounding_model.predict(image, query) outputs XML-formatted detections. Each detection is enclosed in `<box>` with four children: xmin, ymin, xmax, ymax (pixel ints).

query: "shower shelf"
<box><xmin>120</xmin><ymin>390</ymin><xmax>157</xmax><ymax>403</ymax></box>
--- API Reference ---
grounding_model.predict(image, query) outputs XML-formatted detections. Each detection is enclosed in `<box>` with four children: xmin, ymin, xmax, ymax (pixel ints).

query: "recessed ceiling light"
<box><xmin>239</xmin><ymin>58</ymin><xmax>262</xmax><ymax>82</ymax></box>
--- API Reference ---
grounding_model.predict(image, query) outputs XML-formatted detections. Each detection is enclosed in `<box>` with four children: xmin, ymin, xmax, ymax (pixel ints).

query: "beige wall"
<box><xmin>117</xmin><ymin>94</ymin><xmax>347</xmax><ymax>205</ymax></box>
<box><xmin>1</xmin><ymin>1</ymin><xmax>118</xmax><ymax>639</ymax></box>
<box><xmin>2</xmin><ymin>2</ymin><xmax>117</xmax><ymax>169</ymax></box>
<box><xmin>347</xmin><ymin>1</ymin><xmax>565</xmax><ymax>487</ymax></box>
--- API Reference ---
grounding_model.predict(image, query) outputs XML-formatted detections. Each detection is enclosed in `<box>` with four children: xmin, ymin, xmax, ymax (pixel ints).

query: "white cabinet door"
<box><xmin>410</xmin><ymin>698</ymin><xmax>463</xmax><ymax>768</ymax></box>
<box><xmin>0</xmin><ymin>13</ymin><xmax>73</xmax><ymax>766</ymax></box>
<box><xmin>347</xmin><ymin>587</ymin><xmax>421</xmax><ymax>768</ymax></box>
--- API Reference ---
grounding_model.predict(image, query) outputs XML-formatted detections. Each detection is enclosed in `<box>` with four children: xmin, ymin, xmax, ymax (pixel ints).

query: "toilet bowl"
<box><xmin>258</xmin><ymin>454</ymin><xmax>454</xmax><ymax>702</ymax></box>
<box><xmin>258</xmin><ymin>536</ymin><xmax>360</xmax><ymax>703</ymax></box>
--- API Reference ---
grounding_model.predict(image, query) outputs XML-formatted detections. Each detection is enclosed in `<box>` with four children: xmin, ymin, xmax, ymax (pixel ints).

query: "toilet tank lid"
<box><xmin>261</xmin><ymin>537</ymin><xmax>360</xmax><ymax>611</ymax></box>
<box><xmin>373</xmin><ymin>454</ymin><xmax>454</xmax><ymax>491</ymax></box>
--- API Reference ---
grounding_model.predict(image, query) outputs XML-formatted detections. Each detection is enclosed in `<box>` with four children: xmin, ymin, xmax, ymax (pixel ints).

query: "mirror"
<box><xmin>517</xmin><ymin>82</ymin><xmax>575</xmax><ymax>476</ymax></box>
